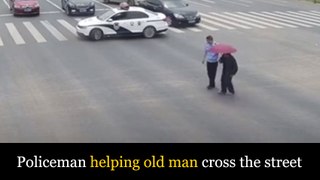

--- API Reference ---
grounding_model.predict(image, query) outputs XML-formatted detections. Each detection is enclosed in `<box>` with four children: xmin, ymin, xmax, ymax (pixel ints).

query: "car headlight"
<box><xmin>68</xmin><ymin>2</ymin><xmax>76</xmax><ymax>8</ymax></box>
<box><xmin>174</xmin><ymin>13</ymin><xmax>184</xmax><ymax>19</ymax></box>
<box><xmin>14</xmin><ymin>4</ymin><xmax>21</xmax><ymax>8</ymax></box>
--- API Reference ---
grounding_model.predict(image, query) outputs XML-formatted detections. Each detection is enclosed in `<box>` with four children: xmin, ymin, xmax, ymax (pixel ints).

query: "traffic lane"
<box><xmin>1</xmin><ymin>29</ymin><xmax>320</xmax><ymax>142</ymax></box>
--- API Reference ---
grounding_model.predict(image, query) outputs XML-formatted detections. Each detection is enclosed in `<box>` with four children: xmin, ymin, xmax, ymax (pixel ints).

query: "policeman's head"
<box><xmin>120</xmin><ymin>2</ymin><xmax>129</xmax><ymax>10</ymax></box>
<box><xmin>206</xmin><ymin>35</ymin><xmax>213</xmax><ymax>44</ymax></box>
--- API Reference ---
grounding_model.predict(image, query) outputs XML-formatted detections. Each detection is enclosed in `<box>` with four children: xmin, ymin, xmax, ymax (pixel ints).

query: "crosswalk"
<box><xmin>0</xmin><ymin>10</ymin><xmax>320</xmax><ymax>47</ymax></box>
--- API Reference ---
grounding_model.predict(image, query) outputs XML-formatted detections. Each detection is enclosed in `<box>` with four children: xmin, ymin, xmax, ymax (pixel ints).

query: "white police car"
<box><xmin>76</xmin><ymin>5</ymin><xmax>168</xmax><ymax>41</ymax></box>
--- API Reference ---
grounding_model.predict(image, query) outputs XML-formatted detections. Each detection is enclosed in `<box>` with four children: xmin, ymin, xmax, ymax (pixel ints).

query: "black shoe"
<box><xmin>207</xmin><ymin>85</ymin><xmax>215</xmax><ymax>90</ymax></box>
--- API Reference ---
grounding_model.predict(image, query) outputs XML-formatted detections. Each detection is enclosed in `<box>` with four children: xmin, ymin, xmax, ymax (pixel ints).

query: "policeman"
<box><xmin>119</xmin><ymin>2</ymin><xmax>129</xmax><ymax>10</ymax></box>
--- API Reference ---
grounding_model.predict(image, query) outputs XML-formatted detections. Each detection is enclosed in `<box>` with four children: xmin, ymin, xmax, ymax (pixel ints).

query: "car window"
<box><xmin>97</xmin><ymin>9</ymin><xmax>116</xmax><ymax>20</ymax></box>
<box><xmin>126</xmin><ymin>12</ymin><xmax>149</xmax><ymax>19</ymax></box>
<box><xmin>111</xmin><ymin>12</ymin><xmax>129</xmax><ymax>21</ymax></box>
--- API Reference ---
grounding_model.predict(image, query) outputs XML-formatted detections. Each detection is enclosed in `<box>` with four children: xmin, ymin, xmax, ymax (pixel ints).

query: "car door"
<box><xmin>109</xmin><ymin>12</ymin><xmax>133</xmax><ymax>35</ymax></box>
<box><xmin>124</xmin><ymin>11</ymin><xmax>149</xmax><ymax>33</ymax></box>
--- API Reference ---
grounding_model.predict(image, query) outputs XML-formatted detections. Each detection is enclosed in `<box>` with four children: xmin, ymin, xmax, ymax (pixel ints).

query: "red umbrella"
<box><xmin>211</xmin><ymin>43</ymin><xmax>237</xmax><ymax>54</ymax></box>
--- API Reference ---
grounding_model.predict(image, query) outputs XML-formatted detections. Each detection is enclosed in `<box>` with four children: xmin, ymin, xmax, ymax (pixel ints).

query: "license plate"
<box><xmin>188</xmin><ymin>20</ymin><xmax>195</xmax><ymax>24</ymax></box>
<box><xmin>79</xmin><ymin>8</ymin><xmax>86</xmax><ymax>12</ymax></box>
<box><xmin>24</xmin><ymin>8</ymin><xmax>31</xmax><ymax>12</ymax></box>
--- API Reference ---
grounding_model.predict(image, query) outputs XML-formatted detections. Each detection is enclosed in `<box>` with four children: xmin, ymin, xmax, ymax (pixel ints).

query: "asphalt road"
<box><xmin>0</xmin><ymin>0</ymin><xmax>320</xmax><ymax>142</ymax></box>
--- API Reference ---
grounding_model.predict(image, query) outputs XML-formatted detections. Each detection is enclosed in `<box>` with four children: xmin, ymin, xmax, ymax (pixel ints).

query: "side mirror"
<box><xmin>107</xmin><ymin>19</ymin><xmax>113</xmax><ymax>22</ymax></box>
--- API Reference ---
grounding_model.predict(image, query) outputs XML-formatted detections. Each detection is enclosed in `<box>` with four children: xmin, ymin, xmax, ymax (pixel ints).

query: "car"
<box><xmin>76</xmin><ymin>6</ymin><xmax>168</xmax><ymax>40</ymax></box>
<box><xmin>138</xmin><ymin>0</ymin><xmax>201</xmax><ymax>26</ymax></box>
<box><xmin>9</xmin><ymin>0</ymin><xmax>40</xmax><ymax>16</ymax></box>
<box><xmin>61</xmin><ymin>0</ymin><xmax>95</xmax><ymax>16</ymax></box>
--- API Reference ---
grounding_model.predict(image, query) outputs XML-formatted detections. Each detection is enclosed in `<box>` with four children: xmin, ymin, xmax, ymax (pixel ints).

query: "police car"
<box><xmin>76</xmin><ymin>3</ymin><xmax>168</xmax><ymax>41</ymax></box>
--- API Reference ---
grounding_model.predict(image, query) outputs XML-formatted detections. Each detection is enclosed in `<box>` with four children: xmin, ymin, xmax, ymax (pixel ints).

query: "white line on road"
<box><xmin>311</xmin><ymin>10</ymin><xmax>320</xmax><ymax>14</ymax></box>
<box><xmin>238</xmin><ymin>0</ymin><xmax>253</xmax><ymax>3</ymax></box>
<box><xmin>185</xmin><ymin>0</ymin><xmax>211</xmax><ymax>7</ymax></box>
<box><xmin>218</xmin><ymin>0</ymin><xmax>250</xmax><ymax>7</ymax></box>
<box><xmin>40</xmin><ymin>11</ymin><xmax>61</xmax><ymax>14</ymax></box>
<box><xmin>93</xmin><ymin>0</ymin><xmax>112</xmax><ymax>9</ymax></box>
<box><xmin>23</xmin><ymin>22</ymin><xmax>47</xmax><ymax>43</ymax></box>
<box><xmin>40</xmin><ymin>20</ymin><xmax>67</xmax><ymax>41</ymax></box>
<box><xmin>299</xmin><ymin>11</ymin><xmax>320</xmax><ymax>18</ymax></box>
<box><xmin>57</xmin><ymin>19</ymin><xmax>77</xmax><ymax>36</ymax></box>
<box><xmin>263</xmin><ymin>12</ymin><xmax>319</xmax><ymax>27</ymax></box>
<box><xmin>5</xmin><ymin>23</ymin><xmax>25</xmax><ymax>45</ymax></box>
<box><xmin>0</xmin><ymin>36</ymin><xmax>3</xmax><ymax>46</ymax></box>
<box><xmin>74</xmin><ymin>18</ymin><xmax>82</xmax><ymax>22</ymax></box>
<box><xmin>250</xmin><ymin>12</ymin><xmax>310</xmax><ymax>27</ymax></box>
<box><xmin>46</xmin><ymin>0</ymin><xmax>64</xmax><ymax>12</ymax></box>
<box><xmin>275</xmin><ymin>11</ymin><xmax>320</xmax><ymax>23</ymax></box>
<box><xmin>168</xmin><ymin>27</ymin><xmax>185</xmax><ymax>33</ymax></box>
<box><xmin>199</xmin><ymin>13</ymin><xmax>235</xmax><ymax>30</ymax></box>
<box><xmin>0</xmin><ymin>13</ymin><xmax>12</xmax><ymax>17</ymax></box>
<box><xmin>223</xmin><ymin>12</ymin><xmax>282</xmax><ymax>28</ymax></box>
<box><xmin>186</xmin><ymin>27</ymin><xmax>202</xmax><ymax>32</ymax></box>
<box><xmin>200</xmin><ymin>0</ymin><xmax>215</xmax><ymax>4</ymax></box>
<box><xmin>210</xmin><ymin>12</ymin><xmax>265</xmax><ymax>28</ymax></box>
<box><xmin>201</xmin><ymin>12</ymin><xmax>250</xmax><ymax>29</ymax></box>
<box><xmin>292</xmin><ymin>11</ymin><xmax>320</xmax><ymax>20</ymax></box>
<box><xmin>237</xmin><ymin>12</ymin><xmax>296</xmax><ymax>28</ymax></box>
<box><xmin>96</xmin><ymin>8</ymin><xmax>109</xmax><ymax>12</ymax></box>
<box><xmin>3</xmin><ymin>0</ymin><xmax>10</xmax><ymax>9</ymax></box>
<box><xmin>197</xmin><ymin>23</ymin><xmax>219</xmax><ymax>31</ymax></box>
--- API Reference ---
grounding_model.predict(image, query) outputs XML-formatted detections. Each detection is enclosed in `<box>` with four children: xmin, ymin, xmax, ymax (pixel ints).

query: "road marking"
<box><xmin>199</xmin><ymin>15</ymin><xmax>235</xmax><ymax>30</ymax></box>
<box><xmin>74</xmin><ymin>18</ymin><xmax>82</xmax><ymax>22</ymax></box>
<box><xmin>40</xmin><ymin>20</ymin><xmax>67</xmax><ymax>41</ymax></box>
<box><xmin>168</xmin><ymin>27</ymin><xmax>185</xmax><ymax>33</ymax></box>
<box><xmin>5</xmin><ymin>23</ymin><xmax>25</xmax><ymax>45</ymax></box>
<box><xmin>57</xmin><ymin>19</ymin><xmax>77</xmax><ymax>36</ymax></box>
<box><xmin>262</xmin><ymin>12</ymin><xmax>319</xmax><ymax>27</ymax></box>
<box><xmin>298</xmin><ymin>11</ymin><xmax>320</xmax><ymax>18</ymax></box>
<box><xmin>210</xmin><ymin>12</ymin><xmax>266</xmax><ymax>28</ymax></box>
<box><xmin>275</xmin><ymin>11</ymin><xmax>320</xmax><ymax>23</ymax></box>
<box><xmin>185</xmin><ymin>0</ymin><xmax>211</xmax><ymax>7</ymax></box>
<box><xmin>238</xmin><ymin>0</ymin><xmax>253</xmax><ymax>3</ymax></box>
<box><xmin>218</xmin><ymin>0</ymin><xmax>250</xmax><ymax>7</ymax></box>
<box><xmin>93</xmin><ymin>0</ymin><xmax>112</xmax><ymax>9</ymax></box>
<box><xmin>310</xmin><ymin>10</ymin><xmax>320</xmax><ymax>14</ymax></box>
<box><xmin>46</xmin><ymin>0</ymin><xmax>64</xmax><ymax>12</ymax></box>
<box><xmin>200</xmin><ymin>0</ymin><xmax>215</xmax><ymax>4</ymax></box>
<box><xmin>96</xmin><ymin>8</ymin><xmax>109</xmax><ymax>12</ymax></box>
<box><xmin>223</xmin><ymin>12</ymin><xmax>282</xmax><ymax>28</ymax></box>
<box><xmin>186</xmin><ymin>27</ymin><xmax>202</xmax><ymax>32</ymax></box>
<box><xmin>237</xmin><ymin>12</ymin><xmax>296</xmax><ymax>28</ymax></box>
<box><xmin>3</xmin><ymin>0</ymin><xmax>10</xmax><ymax>9</ymax></box>
<box><xmin>0</xmin><ymin>36</ymin><xmax>3</xmax><ymax>46</ymax></box>
<box><xmin>250</xmin><ymin>12</ymin><xmax>310</xmax><ymax>27</ymax></box>
<box><xmin>197</xmin><ymin>23</ymin><xmax>219</xmax><ymax>31</ymax></box>
<box><xmin>0</xmin><ymin>14</ymin><xmax>12</xmax><ymax>17</ymax></box>
<box><xmin>23</xmin><ymin>22</ymin><xmax>47</xmax><ymax>43</ymax></box>
<box><xmin>40</xmin><ymin>11</ymin><xmax>61</xmax><ymax>14</ymax></box>
<box><xmin>291</xmin><ymin>11</ymin><xmax>320</xmax><ymax>20</ymax></box>
<box><xmin>201</xmin><ymin>13</ymin><xmax>250</xmax><ymax>29</ymax></box>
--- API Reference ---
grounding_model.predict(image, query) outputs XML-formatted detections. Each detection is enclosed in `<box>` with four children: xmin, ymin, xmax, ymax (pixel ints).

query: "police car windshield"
<box><xmin>97</xmin><ymin>10</ymin><xmax>116</xmax><ymax>20</ymax></box>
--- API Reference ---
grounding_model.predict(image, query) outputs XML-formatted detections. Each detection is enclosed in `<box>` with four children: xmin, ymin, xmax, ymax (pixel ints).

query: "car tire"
<box><xmin>90</xmin><ymin>29</ymin><xmax>103</xmax><ymax>41</ymax></box>
<box><xmin>61</xmin><ymin>0</ymin><xmax>65</xmax><ymax>10</ymax></box>
<box><xmin>143</xmin><ymin>26</ymin><xmax>156</xmax><ymax>38</ymax></box>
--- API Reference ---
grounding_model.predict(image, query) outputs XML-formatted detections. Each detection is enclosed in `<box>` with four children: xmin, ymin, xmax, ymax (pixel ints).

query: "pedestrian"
<box><xmin>218</xmin><ymin>53</ymin><xmax>238</xmax><ymax>95</ymax></box>
<box><xmin>202</xmin><ymin>35</ymin><xmax>219</xmax><ymax>90</ymax></box>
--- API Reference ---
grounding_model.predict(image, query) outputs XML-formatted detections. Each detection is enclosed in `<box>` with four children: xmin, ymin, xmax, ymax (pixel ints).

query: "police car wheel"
<box><xmin>143</xmin><ymin>26</ymin><xmax>156</xmax><ymax>38</ymax></box>
<box><xmin>90</xmin><ymin>29</ymin><xmax>103</xmax><ymax>41</ymax></box>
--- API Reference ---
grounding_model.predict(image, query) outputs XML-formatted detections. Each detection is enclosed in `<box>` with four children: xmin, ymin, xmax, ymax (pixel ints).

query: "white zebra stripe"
<box><xmin>5</xmin><ymin>23</ymin><xmax>25</xmax><ymax>45</ymax></box>
<box><xmin>23</xmin><ymin>22</ymin><xmax>47</xmax><ymax>43</ymax></box>
<box><xmin>57</xmin><ymin>19</ymin><xmax>77</xmax><ymax>36</ymax></box>
<box><xmin>250</xmin><ymin>12</ymin><xmax>311</xmax><ymax>27</ymax></box>
<box><xmin>210</xmin><ymin>12</ymin><xmax>266</xmax><ymax>28</ymax></box>
<box><xmin>223</xmin><ymin>12</ymin><xmax>282</xmax><ymax>28</ymax></box>
<box><xmin>197</xmin><ymin>23</ymin><xmax>219</xmax><ymax>31</ymax></box>
<box><xmin>41</xmin><ymin>20</ymin><xmax>67</xmax><ymax>41</ymax></box>
<box><xmin>263</xmin><ymin>12</ymin><xmax>320</xmax><ymax>27</ymax></box>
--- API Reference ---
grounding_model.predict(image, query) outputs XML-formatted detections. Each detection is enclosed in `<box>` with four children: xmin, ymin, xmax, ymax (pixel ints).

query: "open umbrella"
<box><xmin>211</xmin><ymin>43</ymin><xmax>237</xmax><ymax>54</ymax></box>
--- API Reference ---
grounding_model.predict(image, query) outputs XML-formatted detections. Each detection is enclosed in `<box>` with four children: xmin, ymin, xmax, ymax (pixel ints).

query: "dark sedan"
<box><xmin>138</xmin><ymin>0</ymin><xmax>201</xmax><ymax>26</ymax></box>
<box><xmin>9</xmin><ymin>0</ymin><xmax>40</xmax><ymax>16</ymax></box>
<box><xmin>61</xmin><ymin>0</ymin><xmax>95</xmax><ymax>16</ymax></box>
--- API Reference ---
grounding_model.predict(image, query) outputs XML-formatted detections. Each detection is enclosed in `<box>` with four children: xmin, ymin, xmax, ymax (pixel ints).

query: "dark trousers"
<box><xmin>207</xmin><ymin>62</ymin><xmax>218</xmax><ymax>87</ymax></box>
<box><xmin>221</xmin><ymin>74</ymin><xmax>234</xmax><ymax>93</ymax></box>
